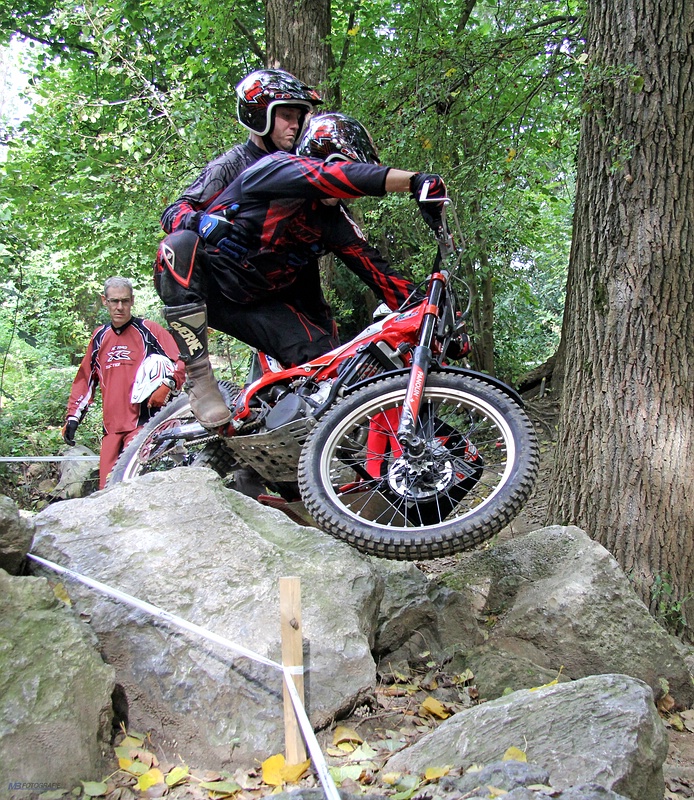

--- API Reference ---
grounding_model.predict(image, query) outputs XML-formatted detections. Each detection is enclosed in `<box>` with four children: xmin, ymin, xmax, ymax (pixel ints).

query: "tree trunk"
<box><xmin>265</xmin><ymin>0</ymin><xmax>338</xmax><ymax>103</ymax></box>
<box><xmin>547</xmin><ymin>0</ymin><xmax>694</xmax><ymax>617</ymax></box>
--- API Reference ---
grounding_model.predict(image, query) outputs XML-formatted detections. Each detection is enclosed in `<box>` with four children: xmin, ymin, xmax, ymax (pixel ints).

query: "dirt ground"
<box><xmin>499</xmin><ymin>396</ymin><xmax>694</xmax><ymax>799</ymax></box>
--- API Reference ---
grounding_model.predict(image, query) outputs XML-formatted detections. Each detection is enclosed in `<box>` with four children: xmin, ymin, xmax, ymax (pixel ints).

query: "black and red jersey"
<box><xmin>160</xmin><ymin>139</ymin><xmax>267</xmax><ymax>234</ymax></box>
<box><xmin>203</xmin><ymin>152</ymin><xmax>418</xmax><ymax>309</ymax></box>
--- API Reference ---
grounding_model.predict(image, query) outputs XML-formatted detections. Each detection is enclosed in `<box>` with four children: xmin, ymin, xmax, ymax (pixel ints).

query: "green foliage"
<box><xmin>0</xmin><ymin>0</ymin><xmax>584</xmax><ymax>474</ymax></box>
<box><xmin>651</xmin><ymin>572</ymin><xmax>692</xmax><ymax>638</ymax></box>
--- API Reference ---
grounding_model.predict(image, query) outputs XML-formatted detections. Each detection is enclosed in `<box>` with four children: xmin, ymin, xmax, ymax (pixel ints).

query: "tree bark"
<box><xmin>547</xmin><ymin>0</ymin><xmax>694</xmax><ymax>616</ymax></box>
<box><xmin>265</xmin><ymin>0</ymin><xmax>338</xmax><ymax>103</ymax></box>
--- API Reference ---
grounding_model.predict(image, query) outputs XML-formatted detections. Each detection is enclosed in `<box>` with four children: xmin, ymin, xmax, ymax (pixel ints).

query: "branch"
<box><xmin>233</xmin><ymin>17</ymin><xmax>265</xmax><ymax>63</ymax></box>
<box><xmin>338</xmin><ymin>7</ymin><xmax>359</xmax><ymax>71</ymax></box>
<box><xmin>14</xmin><ymin>29</ymin><xmax>98</xmax><ymax>56</ymax></box>
<box><xmin>455</xmin><ymin>0</ymin><xmax>478</xmax><ymax>35</ymax></box>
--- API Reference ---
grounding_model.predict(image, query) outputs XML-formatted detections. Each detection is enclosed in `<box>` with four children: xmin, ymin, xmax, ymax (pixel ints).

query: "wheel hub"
<box><xmin>387</xmin><ymin>444</ymin><xmax>457</xmax><ymax>500</ymax></box>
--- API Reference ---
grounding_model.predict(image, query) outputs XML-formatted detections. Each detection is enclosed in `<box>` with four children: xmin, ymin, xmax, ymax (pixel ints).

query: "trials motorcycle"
<box><xmin>108</xmin><ymin>197</ymin><xmax>539</xmax><ymax>561</ymax></box>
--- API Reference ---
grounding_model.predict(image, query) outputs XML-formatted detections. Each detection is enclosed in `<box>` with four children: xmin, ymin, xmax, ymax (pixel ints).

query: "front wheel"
<box><xmin>107</xmin><ymin>383</ymin><xmax>238</xmax><ymax>485</ymax></box>
<box><xmin>298</xmin><ymin>373</ymin><xmax>539</xmax><ymax>560</ymax></box>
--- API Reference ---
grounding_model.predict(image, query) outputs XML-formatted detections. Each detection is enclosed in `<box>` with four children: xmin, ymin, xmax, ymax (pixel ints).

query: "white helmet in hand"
<box><xmin>131</xmin><ymin>354</ymin><xmax>175</xmax><ymax>404</ymax></box>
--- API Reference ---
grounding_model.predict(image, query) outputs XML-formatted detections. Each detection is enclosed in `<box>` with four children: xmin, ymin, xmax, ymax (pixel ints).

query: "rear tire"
<box><xmin>107</xmin><ymin>382</ymin><xmax>238</xmax><ymax>485</ymax></box>
<box><xmin>298</xmin><ymin>373</ymin><xmax>539</xmax><ymax>560</ymax></box>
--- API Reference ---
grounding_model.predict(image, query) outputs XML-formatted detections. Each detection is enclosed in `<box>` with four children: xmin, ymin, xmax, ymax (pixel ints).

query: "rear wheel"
<box><xmin>298</xmin><ymin>373</ymin><xmax>539</xmax><ymax>560</ymax></box>
<box><xmin>107</xmin><ymin>382</ymin><xmax>238</xmax><ymax>485</ymax></box>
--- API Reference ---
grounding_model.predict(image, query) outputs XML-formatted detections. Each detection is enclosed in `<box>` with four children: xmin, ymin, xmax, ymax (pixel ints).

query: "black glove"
<box><xmin>62</xmin><ymin>416</ymin><xmax>79</xmax><ymax>446</ymax></box>
<box><xmin>198</xmin><ymin>203</ymin><xmax>249</xmax><ymax>261</ymax></box>
<box><xmin>409</xmin><ymin>173</ymin><xmax>447</xmax><ymax>232</ymax></box>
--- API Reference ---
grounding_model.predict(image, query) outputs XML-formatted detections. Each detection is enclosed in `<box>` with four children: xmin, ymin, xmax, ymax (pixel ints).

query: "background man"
<box><xmin>62</xmin><ymin>276</ymin><xmax>185</xmax><ymax>489</ymax></box>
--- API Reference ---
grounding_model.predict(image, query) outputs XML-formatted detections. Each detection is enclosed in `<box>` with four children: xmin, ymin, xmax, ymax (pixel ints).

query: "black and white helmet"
<box><xmin>296</xmin><ymin>113</ymin><xmax>380</xmax><ymax>164</ymax></box>
<box><xmin>235</xmin><ymin>69</ymin><xmax>322</xmax><ymax>136</ymax></box>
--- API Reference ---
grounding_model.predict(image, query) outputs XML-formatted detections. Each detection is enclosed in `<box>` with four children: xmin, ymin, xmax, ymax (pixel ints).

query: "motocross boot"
<box><xmin>164</xmin><ymin>302</ymin><xmax>232</xmax><ymax>428</ymax></box>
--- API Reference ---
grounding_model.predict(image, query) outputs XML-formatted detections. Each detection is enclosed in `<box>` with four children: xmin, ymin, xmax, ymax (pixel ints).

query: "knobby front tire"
<box><xmin>298</xmin><ymin>373</ymin><xmax>539</xmax><ymax>560</ymax></box>
<box><xmin>107</xmin><ymin>382</ymin><xmax>238</xmax><ymax>485</ymax></box>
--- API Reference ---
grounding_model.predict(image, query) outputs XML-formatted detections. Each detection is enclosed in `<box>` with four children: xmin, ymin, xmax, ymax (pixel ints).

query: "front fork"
<box><xmin>396</xmin><ymin>273</ymin><xmax>447</xmax><ymax>455</ymax></box>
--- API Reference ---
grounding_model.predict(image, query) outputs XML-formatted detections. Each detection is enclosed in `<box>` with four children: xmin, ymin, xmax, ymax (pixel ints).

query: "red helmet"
<box><xmin>235</xmin><ymin>69</ymin><xmax>322</xmax><ymax>136</ymax></box>
<box><xmin>296</xmin><ymin>113</ymin><xmax>380</xmax><ymax>164</ymax></box>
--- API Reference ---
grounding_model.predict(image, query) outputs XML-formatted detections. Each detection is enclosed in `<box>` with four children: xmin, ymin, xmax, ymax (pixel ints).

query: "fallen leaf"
<box><xmin>419</xmin><ymin>696</ymin><xmax>450</xmax><ymax>719</ymax></box>
<box><xmin>332</xmin><ymin>725</ymin><xmax>363</xmax><ymax>745</ymax></box>
<box><xmin>424</xmin><ymin>766</ymin><xmax>450</xmax><ymax>780</ymax></box>
<box><xmin>280</xmin><ymin>758</ymin><xmax>310</xmax><ymax>783</ymax></box>
<box><xmin>165</xmin><ymin>765</ymin><xmax>190</xmax><ymax>787</ymax></box>
<box><xmin>487</xmin><ymin>786</ymin><xmax>509</xmax><ymax>797</ymax></box>
<box><xmin>261</xmin><ymin>753</ymin><xmax>286</xmax><ymax>786</ymax></box>
<box><xmin>379</xmin><ymin>685</ymin><xmax>410</xmax><ymax>697</ymax></box>
<box><xmin>131</xmin><ymin>747</ymin><xmax>158</xmax><ymax>767</ymax></box>
<box><xmin>328</xmin><ymin>764</ymin><xmax>363</xmax><ymax>785</ymax></box>
<box><xmin>119</xmin><ymin>734</ymin><xmax>145</xmax><ymax>749</ymax></box>
<box><xmin>135</xmin><ymin>768</ymin><xmax>165</xmax><ymax>791</ymax></box>
<box><xmin>102</xmin><ymin>789</ymin><xmax>135</xmax><ymax>800</ymax></box>
<box><xmin>454</xmin><ymin>669</ymin><xmax>475</xmax><ymax>684</ymax></box>
<box><xmin>502</xmin><ymin>746</ymin><xmax>527</xmax><ymax>762</ymax></box>
<box><xmin>658</xmin><ymin>693</ymin><xmax>676</xmax><ymax>714</ymax></box>
<box><xmin>123</xmin><ymin>760</ymin><xmax>150</xmax><ymax>776</ymax></box>
<box><xmin>198</xmin><ymin>779</ymin><xmax>241</xmax><ymax>796</ymax></box>
<box><xmin>80</xmin><ymin>782</ymin><xmax>108</xmax><ymax>797</ymax></box>
<box><xmin>52</xmin><ymin>582</ymin><xmax>72</xmax><ymax>606</ymax></box>
<box><xmin>390</xmin><ymin>773</ymin><xmax>421</xmax><ymax>796</ymax></box>
<box><xmin>337</xmin><ymin>742</ymin><xmax>355</xmax><ymax>753</ymax></box>
<box><xmin>348</xmin><ymin>743</ymin><xmax>378</xmax><ymax>762</ymax></box>
<box><xmin>381</xmin><ymin>772</ymin><xmax>402</xmax><ymax>785</ymax></box>
<box><xmin>669</xmin><ymin>714</ymin><xmax>686</xmax><ymax>732</ymax></box>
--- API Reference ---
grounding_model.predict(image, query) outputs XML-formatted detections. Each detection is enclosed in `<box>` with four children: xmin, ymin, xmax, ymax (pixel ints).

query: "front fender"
<box><xmin>343</xmin><ymin>365</ymin><xmax>524</xmax><ymax>407</ymax></box>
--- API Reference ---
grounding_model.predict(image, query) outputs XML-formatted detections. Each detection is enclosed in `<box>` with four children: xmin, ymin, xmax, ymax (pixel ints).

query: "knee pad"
<box><xmin>154</xmin><ymin>230</ymin><xmax>201</xmax><ymax>289</ymax></box>
<box><xmin>154</xmin><ymin>230</ymin><xmax>207</xmax><ymax>305</ymax></box>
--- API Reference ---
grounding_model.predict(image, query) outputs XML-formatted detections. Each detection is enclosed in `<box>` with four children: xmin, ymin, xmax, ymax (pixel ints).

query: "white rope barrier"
<box><xmin>0</xmin><ymin>456</ymin><xmax>100</xmax><ymax>462</ymax></box>
<box><xmin>27</xmin><ymin>553</ymin><xmax>340</xmax><ymax>800</ymax></box>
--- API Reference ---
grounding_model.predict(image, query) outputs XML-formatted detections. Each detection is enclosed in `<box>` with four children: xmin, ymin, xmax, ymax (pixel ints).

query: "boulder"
<box><xmin>52</xmin><ymin>446</ymin><xmax>99</xmax><ymax>500</ymax></box>
<box><xmin>439</xmin><ymin>526</ymin><xmax>694</xmax><ymax>707</ymax></box>
<box><xmin>373</xmin><ymin>559</ymin><xmax>484</xmax><ymax>671</ymax></box>
<box><xmin>0</xmin><ymin>494</ymin><xmax>34</xmax><ymax>574</ymax></box>
<box><xmin>385</xmin><ymin>673</ymin><xmax>668</xmax><ymax>800</ymax></box>
<box><xmin>0</xmin><ymin>569</ymin><xmax>114</xmax><ymax>797</ymax></box>
<box><xmin>32</xmin><ymin>469</ymin><xmax>442</xmax><ymax>769</ymax></box>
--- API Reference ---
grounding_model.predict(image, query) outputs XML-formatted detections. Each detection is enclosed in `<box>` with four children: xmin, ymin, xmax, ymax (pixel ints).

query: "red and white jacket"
<box><xmin>66</xmin><ymin>317</ymin><xmax>185</xmax><ymax>434</ymax></box>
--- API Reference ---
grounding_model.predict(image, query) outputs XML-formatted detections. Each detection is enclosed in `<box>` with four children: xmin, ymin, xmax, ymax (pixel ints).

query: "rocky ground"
<box><xmin>13</xmin><ymin>395</ymin><xmax>694</xmax><ymax>799</ymax></box>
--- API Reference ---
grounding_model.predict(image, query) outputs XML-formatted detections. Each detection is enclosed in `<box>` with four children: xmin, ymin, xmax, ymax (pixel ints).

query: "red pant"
<box><xmin>99</xmin><ymin>429</ymin><xmax>140</xmax><ymax>488</ymax></box>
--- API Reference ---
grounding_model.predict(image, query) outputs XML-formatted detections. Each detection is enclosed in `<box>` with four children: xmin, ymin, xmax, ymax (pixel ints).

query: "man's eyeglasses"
<box><xmin>104</xmin><ymin>297</ymin><xmax>133</xmax><ymax>307</ymax></box>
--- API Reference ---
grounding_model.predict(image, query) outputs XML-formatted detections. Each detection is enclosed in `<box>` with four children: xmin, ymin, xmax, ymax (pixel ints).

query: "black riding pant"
<box><xmin>154</xmin><ymin>230</ymin><xmax>339</xmax><ymax>366</ymax></box>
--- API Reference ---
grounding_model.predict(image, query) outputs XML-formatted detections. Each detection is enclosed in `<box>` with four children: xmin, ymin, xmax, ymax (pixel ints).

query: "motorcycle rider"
<box><xmin>155</xmin><ymin>67</ymin><xmax>324</xmax><ymax>429</ymax></box>
<box><xmin>155</xmin><ymin>111</ymin><xmax>447</xmax><ymax>430</ymax></box>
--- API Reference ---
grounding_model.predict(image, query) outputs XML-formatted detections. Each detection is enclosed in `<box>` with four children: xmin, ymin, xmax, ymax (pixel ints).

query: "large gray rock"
<box><xmin>385</xmin><ymin>673</ymin><xmax>668</xmax><ymax>800</ymax></box>
<box><xmin>0</xmin><ymin>569</ymin><xmax>114</xmax><ymax>797</ymax></box>
<box><xmin>0</xmin><ymin>494</ymin><xmax>34</xmax><ymax>574</ymax></box>
<box><xmin>373</xmin><ymin>560</ymin><xmax>484</xmax><ymax>671</ymax></box>
<box><xmin>434</xmin><ymin>761</ymin><xmax>630</xmax><ymax>799</ymax></box>
<box><xmin>52</xmin><ymin>446</ymin><xmax>99</xmax><ymax>499</ymax></box>
<box><xmin>439</xmin><ymin>526</ymin><xmax>694</xmax><ymax>707</ymax></box>
<box><xmin>31</xmin><ymin>469</ymin><xmax>386</xmax><ymax>768</ymax></box>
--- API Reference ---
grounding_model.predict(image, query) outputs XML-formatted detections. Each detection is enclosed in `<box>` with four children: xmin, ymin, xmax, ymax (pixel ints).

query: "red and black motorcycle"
<box><xmin>109</xmin><ymin>198</ymin><xmax>539</xmax><ymax>560</ymax></box>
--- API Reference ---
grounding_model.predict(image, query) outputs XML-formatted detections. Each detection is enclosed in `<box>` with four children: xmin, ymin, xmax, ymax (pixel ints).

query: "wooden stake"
<box><xmin>280</xmin><ymin>576</ymin><xmax>306</xmax><ymax>764</ymax></box>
